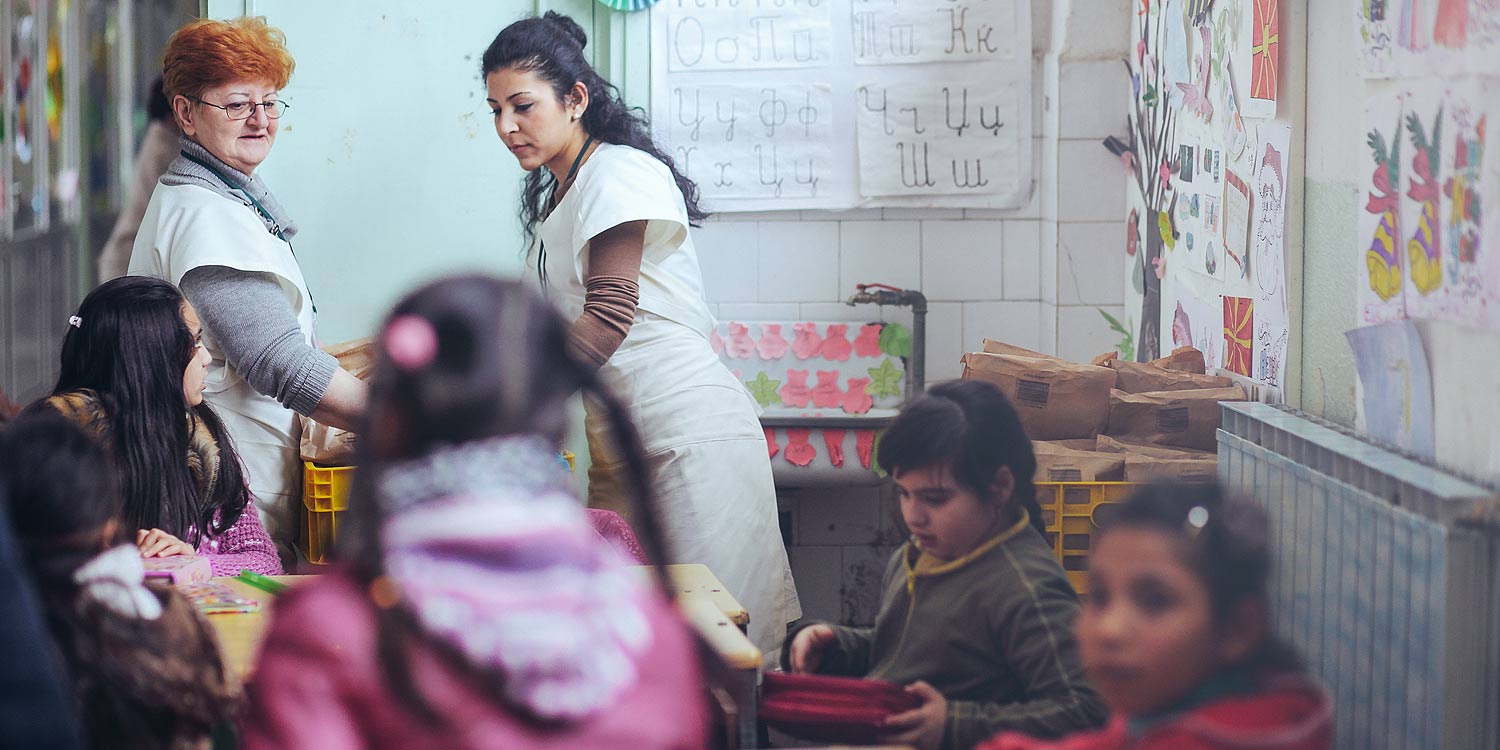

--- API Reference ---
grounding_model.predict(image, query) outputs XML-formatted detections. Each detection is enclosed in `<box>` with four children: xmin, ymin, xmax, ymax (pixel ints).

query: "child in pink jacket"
<box><xmin>242</xmin><ymin>275</ymin><xmax>707</xmax><ymax>750</ymax></box>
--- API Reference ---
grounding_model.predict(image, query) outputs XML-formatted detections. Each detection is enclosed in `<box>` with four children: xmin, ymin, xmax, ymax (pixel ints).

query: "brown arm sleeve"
<box><xmin>570</xmin><ymin>220</ymin><xmax>646</xmax><ymax>367</ymax></box>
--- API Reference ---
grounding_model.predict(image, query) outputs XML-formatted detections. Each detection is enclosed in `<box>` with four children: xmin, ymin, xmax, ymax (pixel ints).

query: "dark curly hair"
<box><xmin>481</xmin><ymin>11</ymin><xmax>708</xmax><ymax>240</ymax></box>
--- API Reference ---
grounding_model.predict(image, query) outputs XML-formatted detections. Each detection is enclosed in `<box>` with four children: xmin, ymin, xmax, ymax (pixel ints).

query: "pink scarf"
<box><xmin>378</xmin><ymin>435</ymin><xmax>653</xmax><ymax>721</ymax></box>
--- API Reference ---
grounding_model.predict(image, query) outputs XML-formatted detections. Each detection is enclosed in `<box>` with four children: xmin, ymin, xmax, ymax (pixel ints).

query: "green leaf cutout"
<box><xmin>867</xmin><ymin>359</ymin><xmax>904</xmax><ymax>400</ymax></box>
<box><xmin>745</xmin><ymin>371</ymin><xmax>782</xmax><ymax>408</ymax></box>
<box><xmin>878</xmin><ymin>323</ymin><xmax>913</xmax><ymax>358</ymax></box>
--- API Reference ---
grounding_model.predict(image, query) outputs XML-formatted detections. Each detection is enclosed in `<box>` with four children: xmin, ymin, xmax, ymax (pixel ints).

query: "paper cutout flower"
<box><xmin>866</xmin><ymin>359</ymin><xmax>903</xmax><ymax>399</ymax></box>
<box><xmin>745</xmin><ymin>371</ymin><xmax>782</xmax><ymax>408</ymax></box>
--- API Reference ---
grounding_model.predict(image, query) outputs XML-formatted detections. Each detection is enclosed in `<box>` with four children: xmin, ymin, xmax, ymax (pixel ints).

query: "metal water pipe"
<box><xmin>844</xmin><ymin>283</ymin><xmax>927</xmax><ymax>403</ymax></box>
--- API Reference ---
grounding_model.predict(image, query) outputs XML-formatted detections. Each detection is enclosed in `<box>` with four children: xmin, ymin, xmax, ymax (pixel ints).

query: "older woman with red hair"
<box><xmin>129</xmin><ymin>17</ymin><xmax>366</xmax><ymax>561</ymax></box>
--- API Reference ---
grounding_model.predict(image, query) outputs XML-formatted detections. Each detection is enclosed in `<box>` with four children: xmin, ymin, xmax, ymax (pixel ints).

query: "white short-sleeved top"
<box><xmin>531</xmin><ymin>143</ymin><xmax>715</xmax><ymax>337</ymax></box>
<box><xmin>127</xmin><ymin>182</ymin><xmax>315</xmax><ymax>542</ymax></box>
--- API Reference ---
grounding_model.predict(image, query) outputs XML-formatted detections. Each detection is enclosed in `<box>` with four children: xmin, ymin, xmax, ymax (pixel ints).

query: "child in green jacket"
<box><xmin>785</xmin><ymin>380</ymin><xmax>1106</xmax><ymax>750</ymax></box>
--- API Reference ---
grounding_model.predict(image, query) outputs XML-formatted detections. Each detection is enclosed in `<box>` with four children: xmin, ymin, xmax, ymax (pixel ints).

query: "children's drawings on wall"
<box><xmin>1223</xmin><ymin>167</ymin><xmax>1252</xmax><ymax>280</ymax></box>
<box><xmin>1385</xmin><ymin>0</ymin><xmax>1500</xmax><ymax>73</ymax></box>
<box><xmin>666</xmin><ymin>83</ymin><xmax>835</xmax><ymax>200</ymax></box>
<box><xmin>1402</xmin><ymin>87</ymin><xmax>1447</xmax><ymax>308</ymax></box>
<box><xmin>1252</xmin><ymin>122</ymin><xmax>1292</xmax><ymax>386</ymax></box>
<box><xmin>1247</xmin><ymin>0</ymin><xmax>1279</xmax><ymax>115</ymax></box>
<box><xmin>1359</xmin><ymin>91</ymin><xmax>1409</xmax><ymax>323</ymax></box>
<box><xmin>664</xmin><ymin>0</ymin><xmax>832</xmax><ymax>72</ymax></box>
<box><xmin>856</xmin><ymin>81</ymin><xmax>1020</xmax><ymax>198</ymax></box>
<box><xmin>1357</xmin><ymin>79</ymin><xmax>1497</xmax><ymax>330</ymax></box>
<box><xmin>1345</xmin><ymin>320</ymin><xmax>1436</xmax><ymax>458</ymax></box>
<box><xmin>1176</xmin><ymin>137</ymin><xmax>1228</xmax><ymax>282</ymax></box>
<box><xmin>1171</xmin><ymin>292</ymin><xmax>1224</xmax><ymax>370</ymax></box>
<box><xmin>650</xmin><ymin>0</ymin><xmax>1032</xmax><ymax>211</ymax></box>
<box><xmin>1222</xmin><ymin>295</ymin><xmax>1255</xmax><ymax>377</ymax></box>
<box><xmin>1358</xmin><ymin>0</ymin><xmax>1398</xmax><ymax>77</ymax></box>
<box><xmin>851</xmin><ymin>0</ymin><xmax>1022</xmax><ymax>65</ymax></box>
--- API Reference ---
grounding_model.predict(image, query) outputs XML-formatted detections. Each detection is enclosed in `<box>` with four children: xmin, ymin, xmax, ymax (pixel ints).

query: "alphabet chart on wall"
<box><xmin>650</xmin><ymin>0</ymin><xmax>1033</xmax><ymax>212</ymax></box>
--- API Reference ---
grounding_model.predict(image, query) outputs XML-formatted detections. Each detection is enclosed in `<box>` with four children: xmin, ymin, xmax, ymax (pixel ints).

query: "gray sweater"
<box><xmin>180</xmin><ymin>265</ymin><xmax>337</xmax><ymax>417</ymax></box>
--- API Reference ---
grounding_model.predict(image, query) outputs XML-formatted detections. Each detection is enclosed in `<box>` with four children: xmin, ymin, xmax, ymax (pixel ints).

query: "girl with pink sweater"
<box><xmin>242</xmin><ymin>275</ymin><xmax>706</xmax><ymax>750</ymax></box>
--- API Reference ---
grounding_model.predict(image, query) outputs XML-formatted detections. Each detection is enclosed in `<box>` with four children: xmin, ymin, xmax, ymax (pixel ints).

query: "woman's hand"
<box><xmin>787</xmin><ymin>624</ymin><xmax>837</xmax><ymax>674</ymax></box>
<box><xmin>881</xmin><ymin>680</ymin><xmax>948</xmax><ymax>750</ymax></box>
<box><xmin>137</xmin><ymin>528</ymin><xmax>195</xmax><ymax>558</ymax></box>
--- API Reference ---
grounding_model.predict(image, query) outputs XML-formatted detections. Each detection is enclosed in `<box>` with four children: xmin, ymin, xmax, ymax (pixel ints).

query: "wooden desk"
<box><xmin>208</xmin><ymin>575</ymin><xmax>305</xmax><ymax>685</ymax></box>
<box><xmin>209</xmin><ymin>567</ymin><xmax>751</xmax><ymax>685</ymax></box>
<box><xmin>636</xmin><ymin>563</ymin><xmax>750</xmax><ymax>627</ymax></box>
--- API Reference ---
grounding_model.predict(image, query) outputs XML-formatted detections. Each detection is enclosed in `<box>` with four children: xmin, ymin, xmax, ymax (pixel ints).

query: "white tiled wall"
<box><xmin>695</xmin><ymin>0</ymin><xmax>1134</xmax><ymax>628</ymax></box>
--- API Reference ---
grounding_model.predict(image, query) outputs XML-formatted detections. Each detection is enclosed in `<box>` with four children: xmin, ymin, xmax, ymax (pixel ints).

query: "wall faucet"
<box><xmin>845</xmin><ymin>283</ymin><xmax>927</xmax><ymax>400</ymax></box>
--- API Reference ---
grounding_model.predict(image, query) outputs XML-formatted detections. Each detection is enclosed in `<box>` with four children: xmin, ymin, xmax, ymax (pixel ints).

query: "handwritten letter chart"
<box><xmin>650</xmin><ymin>0</ymin><xmax>1033</xmax><ymax>211</ymax></box>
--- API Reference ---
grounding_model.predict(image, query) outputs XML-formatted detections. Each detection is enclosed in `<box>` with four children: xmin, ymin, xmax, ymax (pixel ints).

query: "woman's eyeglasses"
<box><xmin>189</xmin><ymin>97</ymin><xmax>290</xmax><ymax>120</ymax></box>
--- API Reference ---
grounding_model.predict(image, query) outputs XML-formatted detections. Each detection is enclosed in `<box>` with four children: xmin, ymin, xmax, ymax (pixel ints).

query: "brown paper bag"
<box><xmin>961</xmin><ymin>352</ymin><xmax>1117</xmax><ymax>440</ymax></box>
<box><xmin>980</xmin><ymin>339</ymin><xmax>1062</xmax><ymax>360</ymax></box>
<box><xmin>1149</xmin><ymin>346</ymin><xmax>1208</xmax><ymax>374</ymax></box>
<box><xmin>299</xmin><ymin>337</ymin><xmax>376</xmax><ymax>466</ymax></box>
<box><xmin>1123</xmin><ymin>455</ymin><xmax>1219</xmax><ymax>482</ymax></box>
<box><xmin>1106</xmin><ymin>386</ymin><xmax>1245</xmax><ymax>451</ymax></box>
<box><xmin>1094</xmin><ymin>434</ymin><xmax>1215</xmax><ymax>459</ymax></box>
<box><xmin>1106</xmin><ymin>359</ymin><xmax>1236</xmax><ymax>393</ymax></box>
<box><xmin>1033</xmin><ymin>440</ymin><xmax>1126</xmax><ymax>482</ymax></box>
<box><xmin>1090</xmin><ymin>351</ymin><xmax>1119</xmax><ymax>367</ymax></box>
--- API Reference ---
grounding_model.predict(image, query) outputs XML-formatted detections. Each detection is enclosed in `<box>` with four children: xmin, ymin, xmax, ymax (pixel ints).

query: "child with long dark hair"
<box><xmin>481</xmin><ymin>11</ymin><xmax>799</xmax><ymax>657</ymax></box>
<box><xmin>242</xmin><ymin>275</ymin><xmax>706</xmax><ymax>750</ymax></box>
<box><xmin>785</xmin><ymin>380</ymin><xmax>1106</xmax><ymax>749</ymax></box>
<box><xmin>980</xmin><ymin>482</ymin><xmax>1332</xmax><ymax>750</ymax></box>
<box><xmin>0</xmin><ymin>412</ymin><xmax>234</xmax><ymax>750</ymax></box>
<box><xmin>29</xmin><ymin>276</ymin><xmax>280</xmax><ymax>575</ymax></box>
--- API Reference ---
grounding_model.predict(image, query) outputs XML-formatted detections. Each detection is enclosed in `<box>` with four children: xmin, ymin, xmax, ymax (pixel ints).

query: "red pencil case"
<box><xmin>759</xmin><ymin>671</ymin><xmax>918</xmax><ymax>744</ymax></box>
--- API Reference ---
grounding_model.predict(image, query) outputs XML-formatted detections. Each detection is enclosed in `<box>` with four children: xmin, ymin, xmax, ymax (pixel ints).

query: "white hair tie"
<box><xmin>69</xmin><ymin>315</ymin><xmax>83</xmax><ymax>328</ymax></box>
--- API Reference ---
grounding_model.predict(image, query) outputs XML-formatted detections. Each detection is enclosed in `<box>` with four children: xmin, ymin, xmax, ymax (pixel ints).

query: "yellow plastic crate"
<box><xmin>300</xmin><ymin>453</ymin><xmax>575</xmax><ymax>565</ymax></box>
<box><xmin>302</xmin><ymin>462</ymin><xmax>354</xmax><ymax>565</ymax></box>
<box><xmin>1035</xmin><ymin>482</ymin><xmax>1136</xmax><ymax>595</ymax></box>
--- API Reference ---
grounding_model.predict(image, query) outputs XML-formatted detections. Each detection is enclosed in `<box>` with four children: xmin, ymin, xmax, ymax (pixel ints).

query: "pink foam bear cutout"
<box><xmin>842</xmin><ymin>377</ymin><xmax>873</xmax><ymax>414</ymax></box>
<box><xmin>791</xmin><ymin>322</ymin><xmax>823</xmax><ymax>360</ymax></box>
<box><xmin>709</xmin><ymin>328</ymin><xmax>725</xmax><ymax>355</ymax></box>
<box><xmin>818</xmin><ymin>324</ymin><xmax>852</xmax><ymax>361</ymax></box>
<box><xmin>784</xmin><ymin>428</ymin><xmax>817</xmax><ymax>467</ymax></box>
<box><xmin>811</xmin><ymin>370</ymin><xmax>843</xmax><ymax>408</ymax></box>
<box><xmin>725</xmin><ymin>322</ymin><xmax>756</xmax><ymax>359</ymax></box>
<box><xmin>823</xmin><ymin>429</ymin><xmax>846</xmax><ymax>468</ymax></box>
<box><xmin>853</xmin><ymin>323</ymin><xmax>883</xmax><ymax>357</ymax></box>
<box><xmin>764</xmin><ymin>428</ymin><xmax>780</xmax><ymax>460</ymax></box>
<box><xmin>756</xmin><ymin>323</ymin><xmax>789</xmax><ymax>360</ymax></box>
<box><xmin>779</xmin><ymin>370</ymin><xmax>812</xmax><ymax>408</ymax></box>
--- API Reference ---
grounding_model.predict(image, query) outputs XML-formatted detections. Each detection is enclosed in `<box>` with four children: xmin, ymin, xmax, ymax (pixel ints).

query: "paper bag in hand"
<box><xmin>300</xmin><ymin>337</ymin><xmax>375</xmax><ymax>466</ymax></box>
<box><xmin>1106</xmin><ymin>386</ymin><xmax>1245</xmax><ymax>451</ymax></box>
<box><xmin>961</xmin><ymin>352</ymin><xmax>1116</xmax><ymax>440</ymax></box>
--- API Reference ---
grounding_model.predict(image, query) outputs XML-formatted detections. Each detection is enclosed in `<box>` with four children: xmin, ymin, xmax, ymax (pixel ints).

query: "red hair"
<box><xmin>162</xmin><ymin>17</ymin><xmax>294</xmax><ymax>99</ymax></box>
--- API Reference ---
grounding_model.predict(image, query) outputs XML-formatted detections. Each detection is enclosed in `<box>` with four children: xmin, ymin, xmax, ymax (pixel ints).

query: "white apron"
<box><xmin>129</xmin><ymin>183</ymin><xmax>316</xmax><ymax>552</ymax></box>
<box><xmin>534</xmin><ymin>143</ymin><xmax>800</xmax><ymax>657</ymax></box>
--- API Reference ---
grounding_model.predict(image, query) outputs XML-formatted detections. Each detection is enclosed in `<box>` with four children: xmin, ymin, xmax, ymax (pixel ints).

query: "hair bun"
<box><xmin>542</xmin><ymin>11</ymin><xmax>588</xmax><ymax>51</ymax></box>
